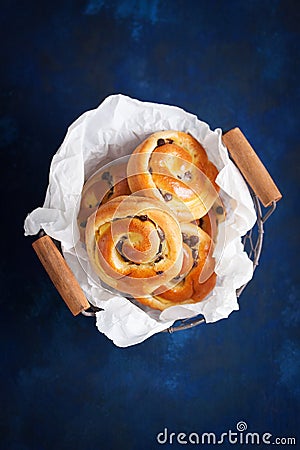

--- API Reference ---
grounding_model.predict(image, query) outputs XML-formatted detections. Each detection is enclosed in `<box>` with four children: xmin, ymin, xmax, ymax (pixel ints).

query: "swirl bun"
<box><xmin>127</xmin><ymin>130</ymin><xmax>219</xmax><ymax>221</ymax></box>
<box><xmin>198</xmin><ymin>198</ymin><xmax>226</xmax><ymax>243</ymax></box>
<box><xmin>77</xmin><ymin>160</ymin><xmax>131</xmax><ymax>242</ymax></box>
<box><xmin>85</xmin><ymin>195</ymin><xmax>183</xmax><ymax>297</ymax></box>
<box><xmin>135</xmin><ymin>222</ymin><xmax>216</xmax><ymax>311</ymax></box>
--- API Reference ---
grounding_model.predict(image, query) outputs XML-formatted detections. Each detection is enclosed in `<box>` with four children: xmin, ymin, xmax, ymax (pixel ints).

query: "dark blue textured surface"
<box><xmin>1</xmin><ymin>1</ymin><xmax>299</xmax><ymax>449</ymax></box>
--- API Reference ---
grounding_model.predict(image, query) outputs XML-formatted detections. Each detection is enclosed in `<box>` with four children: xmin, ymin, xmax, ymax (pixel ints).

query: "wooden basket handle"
<box><xmin>32</xmin><ymin>235</ymin><xmax>90</xmax><ymax>316</ymax></box>
<box><xmin>222</xmin><ymin>127</ymin><xmax>282</xmax><ymax>207</ymax></box>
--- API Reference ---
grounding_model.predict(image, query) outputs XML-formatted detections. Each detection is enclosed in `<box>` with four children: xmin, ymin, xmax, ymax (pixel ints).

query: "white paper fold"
<box><xmin>24</xmin><ymin>94</ymin><xmax>256</xmax><ymax>347</ymax></box>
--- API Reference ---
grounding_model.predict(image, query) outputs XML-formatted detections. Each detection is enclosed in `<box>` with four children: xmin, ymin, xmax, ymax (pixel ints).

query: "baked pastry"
<box><xmin>127</xmin><ymin>130</ymin><xmax>219</xmax><ymax>222</ymax></box>
<box><xmin>135</xmin><ymin>222</ymin><xmax>216</xmax><ymax>311</ymax></box>
<box><xmin>83</xmin><ymin>130</ymin><xmax>222</xmax><ymax>311</ymax></box>
<box><xmin>77</xmin><ymin>160</ymin><xmax>131</xmax><ymax>241</ymax></box>
<box><xmin>85</xmin><ymin>195</ymin><xmax>183</xmax><ymax>297</ymax></box>
<box><xmin>198</xmin><ymin>197</ymin><xmax>226</xmax><ymax>243</ymax></box>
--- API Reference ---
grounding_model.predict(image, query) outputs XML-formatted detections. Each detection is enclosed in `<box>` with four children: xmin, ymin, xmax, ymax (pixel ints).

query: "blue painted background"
<box><xmin>1</xmin><ymin>0</ymin><xmax>299</xmax><ymax>448</ymax></box>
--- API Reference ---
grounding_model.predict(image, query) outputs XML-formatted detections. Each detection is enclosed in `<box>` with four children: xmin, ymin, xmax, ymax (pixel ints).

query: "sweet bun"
<box><xmin>127</xmin><ymin>130</ymin><xmax>219</xmax><ymax>222</ymax></box>
<box><xmin>135</xmin><ymin>222</ymin><xmax>216</xmax><ymax>311</ymax></box>
<box><xmin>77</xmin><ymin>161</ymin><xmax>131</xmax><ymax>242</ymax></box>
<box><xmin>198</xmin><ymin>197</ymin><xmax>226</xmax><ymax>243</ymax></box>
<box><xmin>82</xmin><ymin>130</ymin><xmax>222</xmax><ymax>312</ymax></box>
<box><xmin>85</xmin><ymin>195</ymin><xmax>183</xmax><ymax>297</ymax></box>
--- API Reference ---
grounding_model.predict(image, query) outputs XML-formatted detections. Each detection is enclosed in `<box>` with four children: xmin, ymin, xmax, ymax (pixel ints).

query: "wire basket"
<box><xmin>32</xmin><ymin>128</ymin><xmax>282</xmax><ymax>333</ymax></box>
<box><xmin>162</xmin><ymin>194</ymin><xmax>276</xmax><ymax>332</ymax></box>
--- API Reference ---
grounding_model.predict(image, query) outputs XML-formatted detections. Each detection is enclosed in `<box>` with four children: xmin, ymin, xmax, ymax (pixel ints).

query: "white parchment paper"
<box><xmin>24</xmin><ymin>94</ymin><xmax>256</xmax><ymax>347</ymax></box>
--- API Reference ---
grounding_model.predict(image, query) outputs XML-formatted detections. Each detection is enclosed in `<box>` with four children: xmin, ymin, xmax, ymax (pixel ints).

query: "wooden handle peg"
<box><xmin>32</xmin><ymin>235</ymin><xmax>90</xmax><ymax>316</ymax></box>
<box><xmin>222</xmin><ymin>128</ymin><xmax>282</xmax><ymax>207</ymax></box>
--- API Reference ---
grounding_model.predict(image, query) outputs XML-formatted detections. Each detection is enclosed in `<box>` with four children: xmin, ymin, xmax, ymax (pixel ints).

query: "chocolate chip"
<box><xmin>149</xmin><ymin>167</ymin><xmax>153</xmax><ymax>174</ymax></box>
<box><xmin>192</xmin><ymin>249</ymin><xmax>199</xmax><ymax>260</ymax></box>
<box><xmin>101</xmin><ymin>171</ymin><xmax>110</xmax><ymax>180</ymax></box>
<box><xmin>156</xmin><ymin>270</ymin><xmax>164</xmax><ymax>275</ymax></box>
<box><xmin>157</xmin><ymin>227</ymin><xmax>165</xmax><ymax>242</ymax></box>
<box><xmin>116</xmin><ymin>239</ymin><xmax>130</xmax><ymax>262</ymax></box>
<box><xmin>167</xmin><ymin>138</ymin><xmax>174</xmax><ymax>144</ymax></box>
<box><xmin>182</xmin><ymin>232</ymin><xmax>189</xmax><ymax>243</ymax></box>
<box><xmin>106</xmin><ymin>186</ymin><xmax>114</xmax><ymax>198</ymax></box>
<box><xmin>157</xmin><ymin>138</ymin><xmax>165</xmax><ymax>146</ymax></box>
<box><xmin>173</xmin><ymin>274</ymin><xmax>182</xmax><ymax>280</ymax></box>
<box><xmin>183</xmin><ymin>170</ymin><xmax>192</xmax><ymax>181</ymax></box>
<box><xmin>163</xmin><ymin>193</ymin><xmax>172</xmax><ymax>202</ymax></box>
<box><xmin>216</xmin><ymin>206</ymin><xmax>224</xmax><ymax>215</ymax></box>
<box><xmin>189</xmin><ymin>235</ymin><xmax>199</xmax><ymax>247</ymax></box>
<box><xmin>116</xmin><ymin>240</ymin><xmax>123</xmax><ymax>253</ymax></box>
<box><xmin>155</xmin><ymin>255</ymin><xmax>164</xmax><ymax>263</ymax></box>
<box><xmin>101</xmin><ymin>171</ymin><xmax>113</xmax><ymax>185</ymax></box>
<box><xmin>80</xmin><ymin>220</ymin><xmax>87</xmax><ymax>228</ymax></box>
<box><xmin>138</xmin><ymin>215</ymin><xmax>148</xmax><ymax>221</ymax></box>
<box><xmin>182</xmin><ymin>233</ymin><xmax>199</xmax><ymax>248</ymax></box>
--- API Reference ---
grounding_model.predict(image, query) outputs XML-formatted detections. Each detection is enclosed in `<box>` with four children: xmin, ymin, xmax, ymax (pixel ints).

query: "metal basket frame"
<box><xmin>31</xmin><ymin>127</ymin><xmax>281</xmax><ymax>332</ymax></box>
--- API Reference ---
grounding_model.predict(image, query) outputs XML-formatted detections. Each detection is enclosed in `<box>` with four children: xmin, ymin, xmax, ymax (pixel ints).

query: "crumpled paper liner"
<box><xmin>24</xmin><ymin>94</ymin><xmax>256</xmax><ymax>347</ymax></box>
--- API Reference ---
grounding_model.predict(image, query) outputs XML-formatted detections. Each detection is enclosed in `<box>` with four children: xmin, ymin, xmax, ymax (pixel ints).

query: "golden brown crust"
<box><xmin>85</xmin><ymin>195</ymin><xmax>183</xmax><ymax>297</ymax></box>
<box><xmin>82</xmin><ymin>130</ymin><xmax>221</xmax><ymax>312</ymax></box>
<box><xmin>127</xmin><ymin>130</ymin><xmax>219</xmax><ymax>222</ymax></box>
<box><xmin>77</xmin><ymin>161</ymin><xmax>131</xmax><ymax>242</ymax></box>
<box><xmin>198</xmin><ymin>197</ymin><xmax>226</xmax><ymax>243</ymax></box>
<box><xmin>134</xmin><ymin>222</ymin><xmax>216</xmax><ymax>311</ymax></box>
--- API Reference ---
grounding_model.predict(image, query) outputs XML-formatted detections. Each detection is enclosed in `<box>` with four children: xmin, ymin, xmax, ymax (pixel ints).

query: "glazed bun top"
<box><xmin>127</xmin><ymin>130</ymin><xmax>220</xmax><ymax>222</ymax></box>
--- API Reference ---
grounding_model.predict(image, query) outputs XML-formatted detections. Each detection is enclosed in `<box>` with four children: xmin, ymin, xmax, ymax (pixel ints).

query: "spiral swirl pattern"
<box><xmin>85</xmin><ymin>195</ymin><xmax>183</xmax><ymax>297</ymax></box>
<box><xmin>135</xmin><ymin>221</ymin><xmax>217</xmax><ymax>310</ymax></box>
<box><xmin>236</xmin><ymin>421</ymin><xmax>248</xmax><ymax>432</ymax></box>
<box><xmin>81</xmin><ymin>131</ymin><xmax>222</xmax><ymax>311</ymax></box>
<box><xmin>127</xmin><ymin>130</ymin><xmax>220</xmax><ymax>222</ymax></box>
